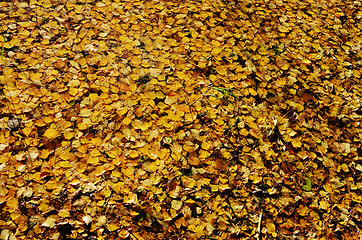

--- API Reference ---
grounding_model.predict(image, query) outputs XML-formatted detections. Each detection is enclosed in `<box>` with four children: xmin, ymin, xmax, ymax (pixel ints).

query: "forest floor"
<box><xmin>0</xmin><ymin>0</ymin><xmax>361</xmax><ymax>239</ymax></box>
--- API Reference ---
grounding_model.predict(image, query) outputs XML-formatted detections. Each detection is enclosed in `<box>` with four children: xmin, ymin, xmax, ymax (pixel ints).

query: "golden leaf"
<box><xmin>79</xmin><ymin>109</ymin><xmax>92</xmax><ymax>117</ymax></box>
<box><xmin>42</xmin><ymin>216</ymin><xmax>56</xmax><ymax>228</ymax></box>
<box><xmin>124</xmin><ymin>192</ymin><xmax>138</xmax><ymax>204</ymax></box>
<box><xmin>44</xmin><ymin>128</ymin><xmax>60</xmax><ymax>139</ymax></box>
<box><xmin>249</xmin><ymin>88</ymin><xmax>257</xmax><ymax>96</ymax></box>
<box><xmin>118</xmin><ymin>229</ymin><xmax>130</xmax><ymax>239</ymax></box>
<box><xmin>216</xmin><ymin>66</ymin><xmax>227</xmax><ymax>75</ymax></box>
<box><xmin>6</xmin><ymin>197</ymin><xmax>18</xmax><ymax>211</ymax></box>
<box><xmin>171</xmin><ymin>200</ymin><xmax>183</xmax><ymax>210</ymax></box>
<box><xmin>239</xmin><ymin>128</ymin><xmax>249</xmax><ymax>136</ymax></box>
<box><xmin>258</xmin><ymin>47</ymin><xmax>269</xmax><ymax>55</ymax></box>
<box><xmin>107</xmin><ymin>223</ymin><xmax>120</xmax><ymax>231</ymax></box>
<box><xmin>58</xmin><ymin>209</ymin><xmax>70</xmax><ymax>218</ymax></box>
<box><xmin>122</xmin><ymin>167</ymin><xmax>134</xmax><ymax>178</ymax></box>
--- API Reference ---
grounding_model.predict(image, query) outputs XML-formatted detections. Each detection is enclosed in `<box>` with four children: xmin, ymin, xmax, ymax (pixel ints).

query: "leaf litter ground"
<box><xmin>0</xmin><ymin>0</ymin><xmax>361</xmax><ymax>239</ymax></box>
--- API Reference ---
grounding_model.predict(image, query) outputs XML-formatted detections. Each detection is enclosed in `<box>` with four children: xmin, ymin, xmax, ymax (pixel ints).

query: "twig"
<box><xmin>130</xmin><ymin>231</ymin><xmax>139</xmax><ymax>240</ymax></box>
<box><xmin>257</xmin><ymin>208</ymin><xmax>263</xmax><ymax>240</ymax></box>
<box><xmin>188</xmin><ymin>78</ymin><xmax>221</xmax><ymax>106</ymax></box>
<box><xmin>267</xmin><ymin>110</ymin><xmax>291</xmax><ymax>138</ymax></box>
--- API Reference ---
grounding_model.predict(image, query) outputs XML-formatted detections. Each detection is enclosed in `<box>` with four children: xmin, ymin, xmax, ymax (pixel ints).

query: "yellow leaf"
<box><xmin>258</xmin><ymin>47</ymin><xmax>269</xmax><ymax>55</ymax></box>
<box><xmin>90</xmin><ymin>149</ymin><xmax>102</xmax><ymax>157</ymax></box>
<box><xmin>108</xmin><ymin>149</ymin><xmax>119</xmax><ymax>158</ymax></box>
<box><xmin>291</xmin><ymin>137</ymin><xmax>302</xmax><ymax>148</ymax></box>
<box><xmin>144</xmin><ymin>161</ymin><xmax>158</xmax><ymax>172</ymax></box>
<box><xmin>130</xmin><ymin>73</ymin><xmax>139</xmax><ymax>80</ymax></box>
<box><xmin>199</xmin><ymin>150</ymin><xmax>211</xmax><ymax>159</ymax></box>
<box><xmin>89</xmin><ymin>93</ymin><xmax>98</xmax><ymax>100</ymax></box>
<box><xmin>44</xmin><ymin>128</ymin><xmax>60</xmax><ymax>139</ymax></box>
<box><xmin>6</xmin><ymin>197</ymin><xmax>18</xmax><ymax>211</ymax></box>
<box><xmin>249</xmin><ymin>88</ymin><xmax>257</xmax><ymax>96</ymax></box>
<box><xmin>221</xmin><ymin>150</ymin><xmax>232</xmax><ymax>159</ymax></box>
<box><xmin>64</xmin><ymin>131</ymin><xmax>74</xmax><ymax>140</ymax></box>
<box><xmin>94</xmin><ymin>165</ymin><xmax>106</xmax><ymax>176</ymax></box>
<box><xmin>59</xmin><ymin>161</ymin><xmax>72</xmax><ymax>168</ymax></box>
<box><xmin>297</xmin><ymin>151</ymin><xmax>308</xmax><ymax>160</ymax></box>
<box><xmin>169</xmin><ymin>186</ymin><xmax>182</xmax><ymax>198</ymax></box>
<box><xmin>340</xmin><ymin>163</ymin><xmax>349</xmax><ymax>172</ymax></box>
<box><xmin>210</xmin><ymin>185</ymin><xmax>218</xmax><ymax>192</ymax></box>
<box><xmin>297</xmin><ymin>205</ymin><xmax>309</xmax><ymax>216</ymax></box>
<box><xmin>69</xmin><ymin>87</ymin><xmax>77</xmax><ymax>96</ymax></box>
<box><xmin>124</xmin><ymin>192</ymin><xmax>138</xmax><ymax>204</ymax></box>
<box><xmin>171</xmin><ymin>200</ymin><xmax>183</xmax><ymax>210</ymax></box>
<box><xmin>122</xmin><ymin>117</ymin><xmax>132</xmax><ymax>125</ymax></box>
<box><xmin>184</xmin><ymin>178</ymin><xmax>196</xmax><ymax>189</ymax></box>
<box><xmin>118</xmin><ymin>229</ymin><xmax>130</xmax><ymax>239</ymax></box>
<box><xmin>277</xmin><ymin>78</ymin><xmax>287</xmax><ymax>86</ymax></box>
<box><xmin>78</xmin><ymin>122</ymin><xmax>88</xmax><ymax>130</ymax></box>
<box><xmin>59</xmin><ymin>209</ymin><xmax>70</xmax><ymax>218</ymax></box>
<box><xmin>250</xmin><ymin>44</ymin><xmax>258</xmax><ymax>52</ymax></box>
<box><xmin>281</xmin><ymin>63</ymin><xmax>289</xmax><ymax>70</ymax></box>
<box><xmin>42</xmin><ymin>216</ymin><xmax>56</xmax><ymax>228</ymax></box>
<box><xmin>23</xmin><ymin>126</ymin><xmax>33</xmax><ymax>136</ymax></box>
<box><xmin>131</xmin><ymin>56</ymin><xmax>142</xmax><ymax>65</ymax></box>
<box><xmin>87</xmin><ymin>156</ymin><xmax>99</xmax><ymax>164</ymax></box>
<box><xmin>201</xmin><ymin>141</ymin><xmax>211</xmax><ymax>150</ymax></box>
<box><xmin>128</xmin><ymin>150</ymin><xmax>139</xmax><ymax>158</ymax></box>
<box><xmin>39</xmin><ymin>0</ymin><xmax>52</xmax><ymax>8</ymax></box>
<box><xmin>122</xmin><ymin>167</ymin><xmax>134</xmax><ymax>178</ymax></box>
<box><xmin>43</xmin><ymin>116</ymin><xmax>53</xmax><ymax>124</ymax></box>
<box><xmin>302</xmin><ymin>58</ymin><xmax>311</xmax><ymax>64</ymax></box>
<box><xmin>266</xmin><ymin>222</ymin><xmax>276</xmax><ymax>237</ymax></box>
<box><xmin>239</xmin><ymin>128</ymin><xmax>249</xmax><ymax>136</ymax></box>
<box><xmin>107</xmin><ymin>223</ymin><xmax>120</xmax><ymax>231</ymax></box>
<box><xmin>279</xmin><ymin>25</ymin><xmax>290</xmax><ymax>33</ymax></box>
<box><xmin>79</xmin><ymin>109</ymin><xmax>92</xmax><ymax>117</ymax></box>
<box><xmin>216</xmin><ymin>65</ymin><xmax>227</xmax><ymax>75</ymax></box>
<box><xmin>319</xmin><ymin>200</ymin><xmax>329</xmax><ymax>210</ymax></box>
<box><xmin>99</xmin><ymin>57</ymin><xmax>108</xmax><ymax>66</ymax></box>
<box><xmin>117</xmin><ymin>108</ymin><xmax>128</xmax><ymax>117</ymax></box>
<box><xmin>177</xmin><ymin>71</ymin><xmax>186</xmax><ymax>80</ymax></box>
<box><xmin>198</xmin><ymin>61</ymin><xmax>207</xmax><ymax>68</ymax></box>
<box><xmin>203</xmin><ymin>44</ymin><xmax>212</xmax><ymax>52</ymax></box>
<box><xmin>219</xmin><ymin>184</ymin><xmax>230</xmax><ymax>191</ymax></box>
<box><xmin>39</xmin><ymin>149</ymin><xmax>50</xmax><ymax>159</ymax></box>
<box><xmin>181</xmin><ymin>37</ymin><xmax>190</xmax><ymax>43</ymax></box>
<box><xmin>112</xmin><ymin>182</ymin><xmax>124</xmax><ymax>194</ymax></box>
<box><xmin>213</xmin><ymin>118</ymin><xmax>224</xmax><ymax>125</ymax></box>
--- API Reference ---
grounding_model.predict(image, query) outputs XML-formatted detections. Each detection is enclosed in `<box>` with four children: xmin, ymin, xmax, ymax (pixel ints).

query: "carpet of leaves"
<box><xmin>0</xmin><ymin>0</ymin><xmax>361</xmax><ymax>239</ymax></box>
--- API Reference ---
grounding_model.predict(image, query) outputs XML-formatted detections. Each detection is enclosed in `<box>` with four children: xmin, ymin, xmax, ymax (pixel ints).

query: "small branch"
<box><xmin>257</xmin><ymin>208</ymin><xmax>263</xmax><ymax>240</ymax></box>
